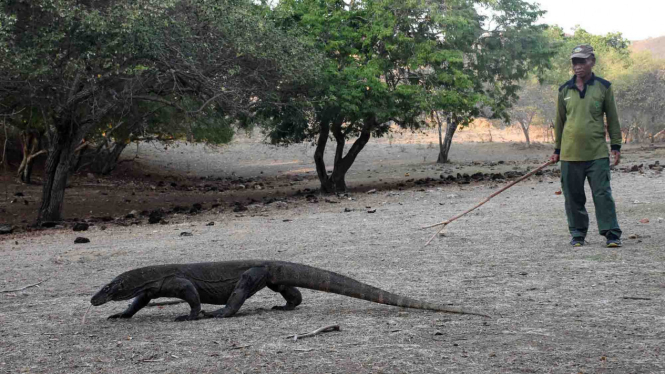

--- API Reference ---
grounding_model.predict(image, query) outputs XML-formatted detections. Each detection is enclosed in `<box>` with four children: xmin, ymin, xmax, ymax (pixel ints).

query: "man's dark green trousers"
<box><xmin>561</xmin><ymin>158</ymin><xmax>621</xmax><ymax>239</ymax></box>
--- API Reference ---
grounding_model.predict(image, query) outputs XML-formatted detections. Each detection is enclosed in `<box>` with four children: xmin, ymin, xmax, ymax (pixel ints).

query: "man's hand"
<box><xmin>550</xmin><ymin>154</ymin><xmax>560</xmax><ymax>163</ymax></box>
<box><xmin>611</xmin><ymin>150</ymin><xmax>620</xmax><ymax>166</ymax></box>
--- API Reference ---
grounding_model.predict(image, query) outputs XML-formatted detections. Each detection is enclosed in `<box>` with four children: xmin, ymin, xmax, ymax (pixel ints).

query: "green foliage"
<box><xmin>263</xmin><ymin>0</ymin><xmax>554</xmax><ymax>145</ymax></box>
<box><xmin>541</xmin><ymin>26</ymin><xmax>632</xmax><ymax>84</ymax></box>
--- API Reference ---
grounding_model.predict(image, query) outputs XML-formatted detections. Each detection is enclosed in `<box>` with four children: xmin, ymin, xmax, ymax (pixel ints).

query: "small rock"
<box><xmin>41</xmin><ymin>221</ymin><xmax>58</xmax><ymax>228</ymax></box>
<box><xmin>74</xmin><ymin>237</ymin><xmax>90</xmax><ymax>244</ymax></box>
<box><xmin>100</xmin><ymin>225</ymin><xmax>107</xmax><ymax>231</ymax></box>
<box><xmin>233</xmin><ymin>204</ymin><xmax>247</xmax><ymax>212</ymax></box>
<box><xmin>658</xmin><ymin>217</ymin><xmax>664</xmax><ymax>223</ymax></box>
<box><xmin>628</xmin><ymin>234</ymin><xmax>639</xmax><ymax>239</ymax></box>
<box><xmin>0</xmin><ymin>224</ymin><xmax>14</xmax><ymax>235</ymax></box>
<box><xmin>180</xmin><ymin>232</ymin><xmax>193</xmax><ymax>237</ymax></box>
<box><xmin>367</xmin><ymin>209</ymin><xmax>377</xmax><ymax>213</ymax></box>
<box><xmin>14</xmin><ymin>192</ymin><xmax>24</xmax><ymax>197</ymax></box>
<box><xmin>73</xmin><ymin>222</ymin><xmax>89</xmax><ymax>232</ymax></box>
<box><xmin>344</xmin><ymin>208</ymin><xmax>353</xmax><ymax>213</ymax></box>
<box><xmin>366</xmin><ymin>189</ymin><xmax>377</xmax><ymax>194</ymax></box>
<box><xmin>148</xmin><ymin>209</ymin><xmax>164</xmax><ymax>224</ymax></box>
<box><xmin>206</xmin><ymin>222</ymin><xmax>215</xmax><ymax>226</ymax></box>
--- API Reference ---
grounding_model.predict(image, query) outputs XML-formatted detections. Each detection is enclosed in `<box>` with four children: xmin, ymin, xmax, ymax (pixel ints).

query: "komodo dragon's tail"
<box><xmin>269</xmin><ymin>261</ymin><xmax>490</xmax><ymax>318</ymax></box>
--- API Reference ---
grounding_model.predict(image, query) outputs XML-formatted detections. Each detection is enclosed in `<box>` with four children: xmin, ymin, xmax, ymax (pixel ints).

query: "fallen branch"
<box><xmin>422</xmin><ymin>160</ymin><xmax>555</xmax><ymax>247</ymax></box>
<box><xmin>0</xmin><ymin>278</ymin><xmax>49</xmax><ymax>293</ymax></box>
<box><xmin>286</xmin><ymin>324</ymin><xmax>340</xmax><ymax>341</ymax></box>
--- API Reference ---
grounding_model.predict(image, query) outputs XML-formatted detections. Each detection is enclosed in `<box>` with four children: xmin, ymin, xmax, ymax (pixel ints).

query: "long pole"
<box><xmin>422</xmin><ymin>159</ymin><xmax>555</xmax><ymax>247</ymax></box>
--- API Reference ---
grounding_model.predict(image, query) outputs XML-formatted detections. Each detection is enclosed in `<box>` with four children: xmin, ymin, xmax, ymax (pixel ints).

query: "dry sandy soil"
<box><xmin>1</xmin><ymin>128</ymin><xmax>664</xmax><ymax>373</ymax></box>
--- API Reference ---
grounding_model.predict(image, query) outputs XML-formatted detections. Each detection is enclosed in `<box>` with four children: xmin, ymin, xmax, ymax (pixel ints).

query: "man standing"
<box><xmin>550</xmin><ymin>44</ymin><xmax>623</xmax><ymax>248</ymax></box>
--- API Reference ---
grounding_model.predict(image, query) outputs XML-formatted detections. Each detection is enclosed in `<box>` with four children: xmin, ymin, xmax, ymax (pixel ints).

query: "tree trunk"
<box><xmin>37</xmin><ymin>123</ymin><xmax>87</xmax><ymax>223</ymax></box>
<box><xmin>434</xmin><ymin>111</ymin><xmax>445</xmax><ymax>162</ymax></box>
<box><xmin>91</xmin><ymin>141</ymin><xmax>128</xmax><ymax>175</ymax></box>
<box><xmin>17</xmin><ymin>130</ymin><xmax>45</xmax><ymax>184</ymax></box>
<box><xmin>313</xmin><ymin>120</ymin><xmax>335</xmax><ymax>193</ymax></box>
<box><xmin>329</xmin><ymin>118</ymin><xmax>373</xmax><ymax>191</ymax></box>
<box><xmin>438</xmin><ymin>115</ymin><xmax>456</xmax><ymax>163</ymax></box>
<box><xmin>519</xmin><ymin>122</ymin><xmax>531</xmax><ymax>147</ymax></box>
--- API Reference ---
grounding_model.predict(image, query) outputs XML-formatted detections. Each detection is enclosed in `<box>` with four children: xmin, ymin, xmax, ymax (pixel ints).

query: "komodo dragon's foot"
<box><xmin>107</xmin><ymin>313</ymin><xmax>132</xmax><ymax>319</ymax></box>
<box><xmin>174</xmin><ymin>310</ymin><xmax>205</xmax><ymax>322</ymax></box>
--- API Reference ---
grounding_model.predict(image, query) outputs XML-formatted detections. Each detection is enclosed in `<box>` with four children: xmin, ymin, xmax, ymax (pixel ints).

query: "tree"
<box><xmin>506</xmin><ymin>81</ymin><xmax>557</xmax><ymax>147</ymax></box>
<box><xmin>614</xmin><ymin>54</ymin><xmax>665</xmax><ymax>143</ymax></box>
<box><xmin>1</xmin><ymin>0</ymin><xmax>318</xmax><ymax>222</ymax></box>
<box><xmin>265</xmin><ymin>0</ymin><xmax>553</xmax><ymax>191</ymax></box>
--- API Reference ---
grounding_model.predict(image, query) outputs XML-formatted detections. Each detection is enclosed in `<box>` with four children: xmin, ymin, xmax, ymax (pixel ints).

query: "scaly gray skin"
<box><xmin>91</xmin><ymin>260</ymin><xmax>489</xmax><ymax>321</ymax></box>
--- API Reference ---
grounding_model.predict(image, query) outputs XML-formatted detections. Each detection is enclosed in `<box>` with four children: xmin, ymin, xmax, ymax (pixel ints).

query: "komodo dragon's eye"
<box><xmin>103</xmin><ymin>285</ymin><xmax>110</xmax><ymax>292</ymax></box>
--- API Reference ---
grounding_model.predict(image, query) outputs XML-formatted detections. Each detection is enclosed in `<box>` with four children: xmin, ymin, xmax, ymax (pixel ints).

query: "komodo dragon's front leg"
<box><xmin>108</xmin><ymin>293</ymin><xmax>152</xmax><ymax>319</ymax></box>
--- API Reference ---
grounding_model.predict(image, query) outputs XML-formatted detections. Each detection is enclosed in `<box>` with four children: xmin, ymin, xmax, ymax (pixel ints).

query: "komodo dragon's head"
<box><xmin>91</xmin><ymin>267</ymin><xmax>164</xmax><ymax>305</ymax></box>
<box><xmin>91</xmin><ymin>277</ymin><xmax>128</xmax><ymax>306</ymax></box>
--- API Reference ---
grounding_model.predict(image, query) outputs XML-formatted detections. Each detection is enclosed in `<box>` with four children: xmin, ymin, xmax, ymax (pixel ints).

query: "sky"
<box><xmin>530</xmin><ymin>0</ymin><xmax>665</xmax><ymax>41</ymax></box>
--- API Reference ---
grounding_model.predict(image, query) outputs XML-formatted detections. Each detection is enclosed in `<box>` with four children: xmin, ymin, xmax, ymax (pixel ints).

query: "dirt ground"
<box><xmin>1</xmin><ymin>128</ymin><xmax>664</xmax><ymax>373</ymax></box>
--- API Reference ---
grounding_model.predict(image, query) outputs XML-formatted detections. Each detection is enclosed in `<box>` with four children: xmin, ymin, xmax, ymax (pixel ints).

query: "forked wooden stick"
<box><xmin>286</xmin><ymin>324</ymin><xmax>340</xmax><ymax>341</ymax></box>
<box><xmin>423</xmin><ymin>160</ymin><xmax>555</xmax><ymax>247</ymax></box>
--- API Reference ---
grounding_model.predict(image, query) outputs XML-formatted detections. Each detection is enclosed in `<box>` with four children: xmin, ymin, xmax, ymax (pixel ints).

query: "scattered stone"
<box><xmin>100</xmin><ymin>225</ymin><xmax>107</xmax><ymax>231</ymax></box>
<box><xmin>0</xmin><ymin>224</ymin><xmax>14</xmax><ymax>235</ymax></box>
<box><xmin>324</xmin><ymin>198</ymin><xmax>338</xmax><ymax>204</ymax></box>
<box><xmin>366</xmin><ymin>189</ymin><xmax>377</xmax><ymax>194</ymax></box>
<box><xmin>14</xmin><ymin>192</ymin><xmax>24</xmax><ymax>197</ymax></box>
<box><xmin>367</xmin><ymin>209</ymin><xmax>377</xmax><ymax>213</ymax></box>
<box><xmin>206</xmin><ymin>221</ymin><xmax>215</xmax><ymax>226</ymax></box>
<box><xmin>73</xmin><ymin>222</ymin><xmax>89</xmax><ymax>232</ymax></box>
<box><xmin>180</xmin><ymin>232</ymin><xmax>193</xmax><ymax>237</ymax></box>
<box><xmin>41</xmin><ymin>221</ymin><xmax>58</xmax><ymax>228</ymax></box>
<box><xmin>233</xmin><ymin>203</ymin><xmax>248</xmax><ymax>212</ymax></box>
<box><xmin>148</xmin><ymin>209</ymin><xmax>164</xmax><ymax>224</ymax></box>
<box><xmin>344</xmin><ymin>208</ymin><xmax>353</xmax><ymax>213</ymax></box>
<box><xmin>305</xmin><ymin>194</ymin><xmax>319</xmax><ymax>203</ymax></box>
<box><xmin>283</xmin><ymin>219</ymin><xmax>292</xmax><ymax>222</ymax></box>
<box><xmin>628</xmin><ymin>234</ymin><xmax>639</xmax><ymax>239</ymax></box>
<box><xmin>190</xmin><ymin>203</ymin><xmax>203</xmax><ymax>213</ymax></box>
<box><xmin>74</xmin><ymin>237</ymin><xmax>90</xmax><ymax>244</ymax></box>
<box><xmin>172</xmin><ymin>205</ymin><xmax>188</xmax><ymax>213</ymax></box>
<box><xmin>658</xmin><ymin>217</ymin><xmax>664</xmax><ymax>223</ymax></box>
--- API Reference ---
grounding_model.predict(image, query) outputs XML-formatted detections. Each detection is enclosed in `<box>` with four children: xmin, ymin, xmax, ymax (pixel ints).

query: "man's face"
<box><xmin>572</xmin><ymin>57</ymin><xmax>595</xmax><ymax>78</ymax></box>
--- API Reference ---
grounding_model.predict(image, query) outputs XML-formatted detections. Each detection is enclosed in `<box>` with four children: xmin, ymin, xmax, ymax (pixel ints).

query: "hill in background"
<box><xmin>631</xmin><ymin>36</ymin><xmax>665</xmax><ymax>59</ymax></box>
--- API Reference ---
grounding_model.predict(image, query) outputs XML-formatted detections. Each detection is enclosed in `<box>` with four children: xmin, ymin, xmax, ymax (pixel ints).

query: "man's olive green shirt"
<box><xmin>554</xmin><ymin>74</ymin><xmax>622</xmax><ymax>161</ymax></box>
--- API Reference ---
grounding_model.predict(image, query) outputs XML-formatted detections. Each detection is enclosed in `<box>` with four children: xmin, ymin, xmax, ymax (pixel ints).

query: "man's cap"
<box><xmin>571</xmin><ymin>44</ymin><xmax>594</xmax><ymax>59</ymax></box>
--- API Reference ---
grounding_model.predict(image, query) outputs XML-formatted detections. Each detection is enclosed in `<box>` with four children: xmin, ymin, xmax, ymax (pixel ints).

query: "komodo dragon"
<box><xmin>91</xmin><ymin>260</ymin><xmax>489</xmax><ymax>321</ymax></box>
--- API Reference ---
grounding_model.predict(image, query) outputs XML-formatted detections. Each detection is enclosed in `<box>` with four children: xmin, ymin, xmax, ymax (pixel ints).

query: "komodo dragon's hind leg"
<box><xmin>203</xmin><ymin>267</ymin><xmax>269</xmax><ymax>319</ymax></box>
<box><xmin>267</xmin><ymin>283</ymin><xmax>302</xmax><ymax>311</ymax></box>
